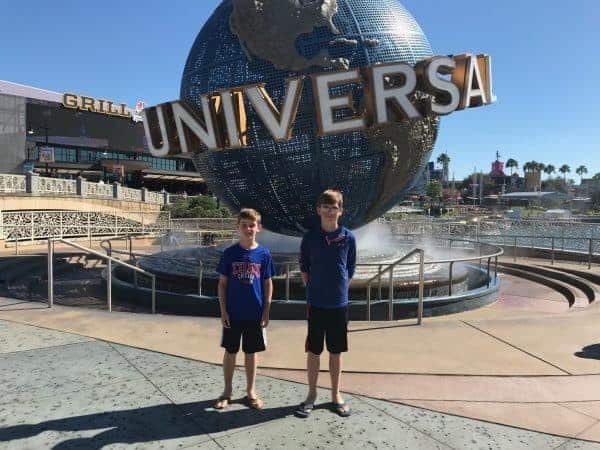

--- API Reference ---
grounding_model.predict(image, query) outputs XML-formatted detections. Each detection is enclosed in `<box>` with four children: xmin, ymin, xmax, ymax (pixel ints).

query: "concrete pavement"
<box><xmin>1</xmin><ymin>319</ymin><xmax>599</xmax><ymax>449</ymax></box>
<box><xmin>1</xmin><ymin>256</ymin><xmax>600</xmax><ymax>446</ymax></box>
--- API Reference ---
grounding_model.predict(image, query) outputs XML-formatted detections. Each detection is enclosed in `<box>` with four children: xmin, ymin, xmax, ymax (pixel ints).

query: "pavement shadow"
<box><xmin>575</xmin><ymin>344</ymin><xmax>600</xmax><ymax>360</ymax></box>
<box><xmin>0</xmin><ymin>399</ymin><xmax>297</xmax><ymax>449</ymax></box>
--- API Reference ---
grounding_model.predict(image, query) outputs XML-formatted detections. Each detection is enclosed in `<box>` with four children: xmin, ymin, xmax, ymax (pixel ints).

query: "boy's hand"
<box><xmin>260</xmin><ymin>311</ymin><xmax>270</xmax><ymax>328</ymax></box>
<box><xmin>221</xmin><ymin>312</ymin><xmax>231</xmax><ymax>328</ymax></box>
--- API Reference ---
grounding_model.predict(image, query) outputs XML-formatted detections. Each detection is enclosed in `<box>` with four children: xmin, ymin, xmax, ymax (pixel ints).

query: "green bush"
<box><xmin>163</xmin><ymin>196</ymin><xmax>232</xmax><ymax>218</ymax></box>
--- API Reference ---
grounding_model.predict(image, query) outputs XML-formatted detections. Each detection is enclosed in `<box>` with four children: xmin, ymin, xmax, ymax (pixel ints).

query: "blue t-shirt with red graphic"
<box><xmin>300</xmin><ymin>226</ymin><xmax>356</xmax><ymax>308</ymax></box>
<box><xmin>216</xmin><ymin>243</ymin><xmax>275</xmax><ymax>321</ymax></box>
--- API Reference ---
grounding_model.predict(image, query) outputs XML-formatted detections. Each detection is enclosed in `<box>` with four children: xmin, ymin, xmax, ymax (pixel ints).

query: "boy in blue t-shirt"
<box><xmin>296</xmin><ymin>190</ymin><xmax>356</xmax><ymax>418</ymax></box>
<box><xmin>213</xmin><ymin>208</ymin><xmax>275</xmax><ymax>411</ymax></box>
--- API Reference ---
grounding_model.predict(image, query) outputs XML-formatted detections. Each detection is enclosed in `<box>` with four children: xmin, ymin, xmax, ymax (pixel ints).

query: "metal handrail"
<box><xmin>366</xmin><ymin>248</ymin><xmax>425</xmax><ymax>324</ymax></box>
<box><xmin>47</xmin><ymin>238</ymin><xmax>157</xmax><ymax>313</ymax></box>
<box><xmin>396</xmin><ymin>229</ymin><xmax>598</xmax><ymax>267</ymax></box>
<box><xmin>102</xmin><ymin>234</ymin><xmax>207</xmax><ymax>296</ymax></box>
<box><xmin>364</xmin><ymin>248</ymin><xmax>423</xmax><ymax>285</ymax></box>
<box><xmin>101</xmin><ymin>234</ymin><xmax>502</xmax><ymax>304</ymax></box>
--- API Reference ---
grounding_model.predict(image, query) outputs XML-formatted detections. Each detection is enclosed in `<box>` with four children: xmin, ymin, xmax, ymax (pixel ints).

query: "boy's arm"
<box><xmin>300</xmin><ymin>272</ymin><xmax>309</xmax><ymax>286</ymax></box>
<box><xmin>218</xmin><ymin>275</ymin><xmax>230</xmax><ymax>328</ymax></box>
<box><xmin>347</xmin><ymin>235</ymin><xmax>357</xmax><ymax>279</ymax></box>
<box><xmin>261</xmin><ymin>278</ymin><xmax>273</xmax><ymax>327</ymax></box>
<box><xmin>299</xmin><ymin>235</ymin><xmax>310</xmax><ymax>287</ymax></box>
<box><xmin>261</xmin><ymin>253</ymin><xmax>275</xmax><ymax>327</ymax></box>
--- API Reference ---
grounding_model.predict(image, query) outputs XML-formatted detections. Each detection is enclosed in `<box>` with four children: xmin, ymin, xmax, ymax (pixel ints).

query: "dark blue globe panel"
<box><xmin>181</xmin><ymin>0</ymin><xmax>439</xmax><ymax>236</ymax></box>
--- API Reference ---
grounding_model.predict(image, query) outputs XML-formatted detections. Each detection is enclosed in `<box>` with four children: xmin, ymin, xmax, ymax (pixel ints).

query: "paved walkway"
<box><xmin>1</xmin><ymin>252</ymin><xmax>600</xmax><ymax>446</ymax></box>
<box><xmin>1</xmin><ymin>318</ymin><xmax>598</xmax><ymax>449</ymax></box>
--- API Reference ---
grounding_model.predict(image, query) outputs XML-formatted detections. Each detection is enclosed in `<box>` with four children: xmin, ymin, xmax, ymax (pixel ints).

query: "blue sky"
<box><xmin>1</xmin><ymin>0</ymin><xmax>598</xmax><ymax>180</ymax></box>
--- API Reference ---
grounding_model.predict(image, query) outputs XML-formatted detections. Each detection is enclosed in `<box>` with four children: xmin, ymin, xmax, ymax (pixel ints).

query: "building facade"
<box><xmin>0</xmin><ymin>81</ymin><xmax>206</xmax><ymax>194</ymax></box>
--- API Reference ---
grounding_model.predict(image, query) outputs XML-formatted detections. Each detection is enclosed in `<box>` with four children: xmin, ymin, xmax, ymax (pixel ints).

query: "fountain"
<box><xmin>110</xmin><ymin>222</ymin><xmax>500</xmax><ymax>320</ymax></box>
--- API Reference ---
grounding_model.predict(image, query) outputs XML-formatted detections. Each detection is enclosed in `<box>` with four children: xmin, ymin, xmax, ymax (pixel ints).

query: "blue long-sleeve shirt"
<box><xmin>299</xmin><ymin>226</ymin><xmax>356</xmax><ymax>308</ymax></box>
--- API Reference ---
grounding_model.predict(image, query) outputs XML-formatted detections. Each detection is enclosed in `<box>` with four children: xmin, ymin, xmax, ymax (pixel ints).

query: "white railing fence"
<box><xmin>0</xmin><ymin>172</ymin><xmax>167</xmax><ymax>205</ymax></box>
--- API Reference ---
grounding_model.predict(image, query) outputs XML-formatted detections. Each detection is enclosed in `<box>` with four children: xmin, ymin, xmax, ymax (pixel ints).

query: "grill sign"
<box><xmin>143</xmin><ymin>54</ymin><xmax>496</xmax><ymax>157</ymax></box>
<box><xmin>62</xmin><ymin>93</ymin><xmax>131</xmax><ymax>118</ymax></box>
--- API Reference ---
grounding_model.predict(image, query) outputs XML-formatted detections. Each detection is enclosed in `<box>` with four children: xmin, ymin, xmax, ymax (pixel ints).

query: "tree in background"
<box><xmin>536</xmin><ymin>162</ymin><xmax>546</xmax><ymax>174</ymax></box>
<box><xmin>523</xmin><ymin>161</ymin><xmax>537</xmax><ymax>173</ymax></box>
<box><xmin>426</xmin><ymin>180</ymin><xmax>443</xmax><ymax>201</ymax></box>
<box><xmin>576</xmin><ymin>165</ymin><xmax>588</xmax><ymax>184</ymax></box>
<box><xmin>544</xmin><ymin>164</ymin><xmax>556</xmax><ymax>178</ymax></box>
<box><xmin>542</xmin><ymin>177</ymin><xmax>569</xmax><ymax>194</ymax></box>
<box><xmin>436</xmin><ymin>153</ymin><xmax>450</xmax><ymax>184</ymax></box>
<box><xmin>163</xmin><ymin>195</ymin><xmax>232</xmax><ymax>218</ymax></box>
<box><xmin>559</xmin><ymin>164</ymin><xmax>571</xmax><ymax>182</ymax></box>
<box><xmin>506</xmin><ymin>158</ymin><xmax>518</xmax><ymax>175</ymax></box>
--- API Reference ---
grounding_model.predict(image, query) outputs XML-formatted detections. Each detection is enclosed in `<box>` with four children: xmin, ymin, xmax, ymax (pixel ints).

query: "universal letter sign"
<box><xmin>143</xmin><ymin>54</ymin><xmax>496</xmax><ymax>157</ymax></box>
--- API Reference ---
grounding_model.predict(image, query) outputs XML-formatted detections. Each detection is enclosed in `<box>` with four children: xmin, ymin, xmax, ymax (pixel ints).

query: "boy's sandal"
<box><xmin>213</xmin><ymin>395</ymin><xmax>231</xmax><ymax>410</ymax></box>
<box><xmin>243</xmin><ymin>395</ymin><xmax>264</xmax><ymax>410</ymax></box>
<box><xmin>331</xmin><ymin>402</ymin><xmax>352</xmax><ymax>417</ymax></box>
<box><xmin>295</xmin><ymin>402</ymin><xmax>314</xmax><ymax>418</ymax></box>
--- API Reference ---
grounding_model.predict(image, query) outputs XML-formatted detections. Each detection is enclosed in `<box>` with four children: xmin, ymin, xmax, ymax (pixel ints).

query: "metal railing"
<box><xmin>0</xmin><ymin>172</ymin><xmax>167</xmax><ymax>204</ymax></box>
<box><xmin>365</xmin><ymin>248</ymin><xmax>425</xmax><ymax>324</ymax></box>
<box><xmin>2</xmin><ymin>210</ymin><xmax>171</xmax><ymax>245</ymax></box>
<box><xmin>391</xmin><ymin>218</ymin><xmax>600</xmax><ymax>267</ymax></box>
<box><xmin>100</xmin><ymin>235</ymin><xmax>504</xmax><ymax>318</ymax></box>
<box><xmin>395</xmin><ymin>229</ymin><xmax>597</xmax><ymax>269</ymax></box>
<box><xmin>100</xmin><ymin>234</ymin><xmax>207</xmax><ymax>297</ymax></box>
<box><xmin>487</xmin><ymin>234</ymin><xmax>597</xmax><ymax>269</ymax></box>
<box><xmin>47</xmin><ymin>238</ymin><xmax>157</xmax><ymax>313</ymax></box>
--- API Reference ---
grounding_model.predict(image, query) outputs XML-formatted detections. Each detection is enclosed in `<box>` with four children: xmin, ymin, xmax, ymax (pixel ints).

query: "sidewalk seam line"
<box><xmin>108</xmin><ymin>343</ymin><xmax>225</xmax><ymax>450</ymax></box>
<box><xmin>570</xmin><ymin>419</ymin><xmax>600</xmax><ymax>443</ymax></box>
<box><xmin>0</xmin><ymin>374</ymin><xmax>148</xmax><ymax>407</ymax></box>
<box><xmin>460</xmin><ymin>320</ymin><xmax>572</xmax><ymax>375</ymax></box>
<box><xmin>354</xmin><ymin>395</ymin><xmax>456</xmax><ymax>450</ymax></box>
<box><xmin>556</xmin><ymin>402</ymin><xmax>600</xmax><ymax>423</ymax></box>
<box><xmin>552</xmin><ymin>419</ymin><xmax>600</xmax><ymax>449</ymax></box>
<box><xmin>391</xmin><ymin>399</ymin><xmax>600</xmax><ymax>404</ymax></box>
<box><xmin>0</xmin><ymin>339</ymin><xmax>94</xmax><ymax>356</ymax></box>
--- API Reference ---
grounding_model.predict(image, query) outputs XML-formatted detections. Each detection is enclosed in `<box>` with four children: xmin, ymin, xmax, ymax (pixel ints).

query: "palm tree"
<box><xmin>544</xmin><ymin>164</ymin><xmax>556</xmax><ymax>178</ymax></box>
<box><xmin>559</xmin><ymin>164</ymin><xmax>571</xmax><ymax>182</ymax></box>
<box><xmin>536</xmin><ymin>162</ymin><xmax>546</xmax><ymax>174</ymax></box>
<box><xmin>576</xmin><ymin>165</ymin><xmax>588</xmax><ymax>184</ymax></box>
<box><xmin>523</xmin><ymin>161</ymin><xmax>538</xmax><ymax>173</ymax></box>
<box><xmin>506</xmin><ymin>158</ymin><xmax>518</xmax><ymax>176</ymax></box>
<box><xmin>436</xmin><ymin>153</ymin><xmax>450</xmax><ymax>184</ymax></box>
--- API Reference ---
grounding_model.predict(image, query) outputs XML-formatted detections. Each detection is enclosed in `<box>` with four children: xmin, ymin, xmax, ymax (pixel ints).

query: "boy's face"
<box><xmin>238</xmin><ymin>218</ymin><xmax>261</xmax><ymax>241</ymax></box>
<box><xmin>317</xmin><ymin>202</ymin><xmax>342</xmax><ymax>224</ymax></box>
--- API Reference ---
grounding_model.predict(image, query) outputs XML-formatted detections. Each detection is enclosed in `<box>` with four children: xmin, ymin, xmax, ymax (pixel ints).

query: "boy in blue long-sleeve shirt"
<box><xmin>296</xmin><ymin>189</ymin><xmax>356</xmax><ymax>418</ymax></box>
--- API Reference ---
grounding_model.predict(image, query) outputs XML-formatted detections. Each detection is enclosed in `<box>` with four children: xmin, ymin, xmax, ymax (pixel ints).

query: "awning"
<box><xmin>142</xmin><ymin>174</ymin><xmax>204</xmax><ymax>182</ymax></box>
<box><xmin>100</xmin><ymin>160</ymin><xmax>150</xmax><ymax>170</ymax></box>
<box><xmin>142</xmin><ymin>169</ymin><xmax>204</xmax><ymax>183</ymax></box>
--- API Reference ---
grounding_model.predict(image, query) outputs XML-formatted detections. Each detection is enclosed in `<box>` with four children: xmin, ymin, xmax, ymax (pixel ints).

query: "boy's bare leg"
<box><xmin>222</xmin><ymin>351</ymin><xmax>236</xmax><ymax>397</ymax></box>
<box><xmin>329</xmin><ymin>353</ymin><xmax>344</xmax><ymax>404</ymax></box>
<box><xmin>245</xmin><ymin>352</ymin><xmax>258</xmax><ymax>398</ymax></box>
<box><xmin>304</xmin><ymin>352</ymin><xmax>320</xmax><ymax>404</ymax></box>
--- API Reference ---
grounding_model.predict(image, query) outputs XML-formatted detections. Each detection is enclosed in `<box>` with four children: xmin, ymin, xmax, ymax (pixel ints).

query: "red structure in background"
<box><xmin>490</xmin><ymin>151</ymin><xmax>506</xmax><ymax>178</ymax></box>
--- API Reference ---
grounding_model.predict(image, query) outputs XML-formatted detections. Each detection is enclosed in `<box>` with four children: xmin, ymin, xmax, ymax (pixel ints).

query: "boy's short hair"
<box><xmin>238</xmin><ymin>208</ymin><xmax>262</xmax><ymax>224</ymax></box>
<box><xmin>317</xmin><ymin>189</ymin><xmax>343</xmax><ymax>209</ymax></box>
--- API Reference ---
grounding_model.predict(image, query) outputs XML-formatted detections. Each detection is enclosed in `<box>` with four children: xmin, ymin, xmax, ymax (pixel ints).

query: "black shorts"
<box><xmin>221</xmin><ymin>320</ymin><xmax>266</xmax><ymax>354</ymax></box>
<box><xmin>305</xmin><ymin>306</ymin><xmax>348</xmax><ymax>355</ymax></box>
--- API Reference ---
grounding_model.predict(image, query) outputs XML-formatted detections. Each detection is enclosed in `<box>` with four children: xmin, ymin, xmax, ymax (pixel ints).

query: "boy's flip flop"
<box><xmin>295</xmin><ymin>402</ymin><xmax>314</xmax><ymax>418</ymax></box>
<box><xmin>243</xmin><ymin>395</ymin><xmax>264</xmax><ymax>410</ymax></box>
<box><xmin>213</xmin><ymin>395</ymin><xmax>231</xmax><ymax>410</ymax></box>
<box><xmin>331</xmin><ymin>402</ymin><xmax>352</xmax><ymax>417</ymax></box>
